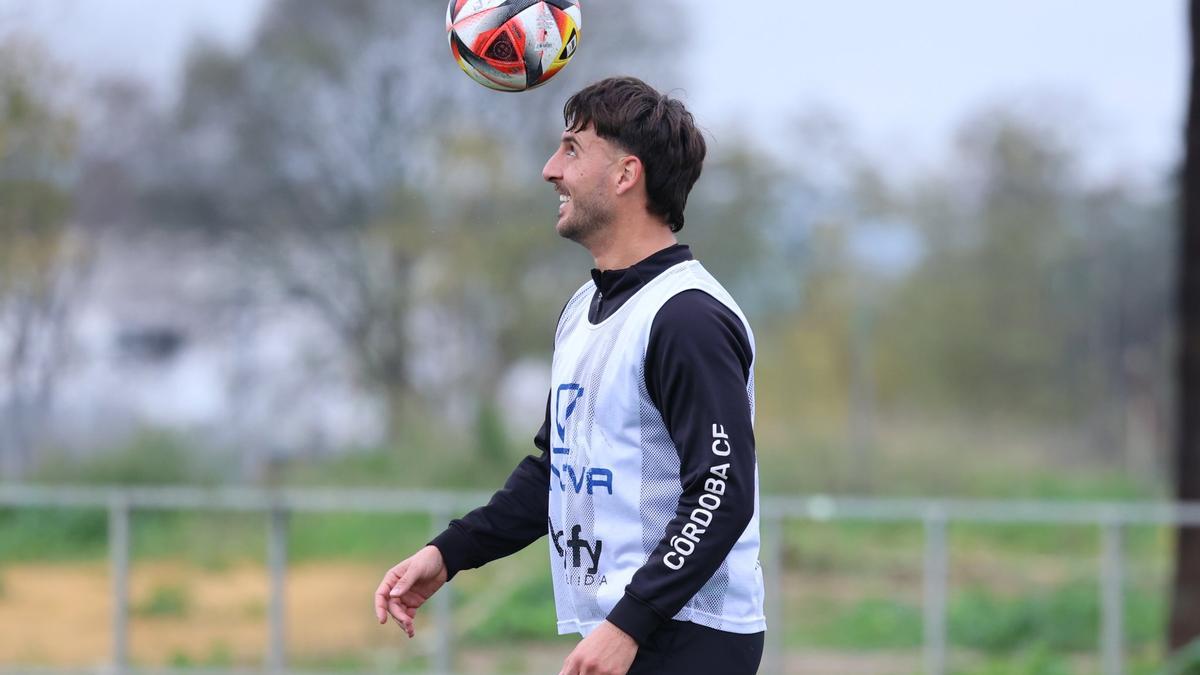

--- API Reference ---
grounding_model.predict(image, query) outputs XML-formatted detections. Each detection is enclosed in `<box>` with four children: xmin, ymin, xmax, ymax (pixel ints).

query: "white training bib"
<box><xmin>546</xmin><ymin>260</ymin><xmax>766</xmax><ymax>636</ymax></box>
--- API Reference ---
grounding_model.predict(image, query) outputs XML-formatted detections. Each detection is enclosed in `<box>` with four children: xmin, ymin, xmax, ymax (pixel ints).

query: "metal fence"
<box><xmin>1</xmin><ymin>484</ymin><xmax>1199</xmax><ymax>675</ymax></box>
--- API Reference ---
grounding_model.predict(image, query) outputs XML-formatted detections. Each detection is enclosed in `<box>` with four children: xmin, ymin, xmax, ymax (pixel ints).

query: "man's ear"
<box><xmin>614</xmin><ymin>155</ymin><xmax>643</xmax><ymax>196</ymax></box>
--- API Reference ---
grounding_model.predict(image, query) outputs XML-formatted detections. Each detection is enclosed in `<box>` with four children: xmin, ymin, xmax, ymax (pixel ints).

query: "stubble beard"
<box><xmin>557</xmin><ymin>190</ymin><xmax>614</xmax><ymax>247</ymax></box>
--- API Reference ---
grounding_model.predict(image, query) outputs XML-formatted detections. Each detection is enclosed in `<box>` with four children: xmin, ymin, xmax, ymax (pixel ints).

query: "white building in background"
<box><xmin>40</xmin><ymin>227</ymin><xmax>388</xmax><ymax>476</ymax></box>
<box><xmin>0</xmin><ymin>222</ymin><xmax>554</xmax><ymax>480</ymax></box>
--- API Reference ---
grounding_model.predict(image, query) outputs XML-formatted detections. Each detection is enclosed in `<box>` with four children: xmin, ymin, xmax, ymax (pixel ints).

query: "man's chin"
<box><xmin>557</xmin><ymin>211</ymin><xmax>609</xmax><ymax>245</ymax></box>
<box><xmin>557</xmin><ymin>217</ymin><xmax>582</xmax><ymax>242</ymax></box>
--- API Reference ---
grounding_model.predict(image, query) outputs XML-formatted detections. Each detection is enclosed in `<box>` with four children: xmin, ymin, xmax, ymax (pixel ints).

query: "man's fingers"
<box><xmin>387</xmin><ymin>599</ymin><xmax>415</xmax><ymax>637</ymax></box>
<box><xmin>374</xmin><ymin>586</ymin><xmax>389</xmax><ymax>623</ymax></box>
<box><xmin>388</xmin><ymin>598</ymin><xmax>418</xmax><ymax>622</ymax></box>
<box><xmin>374</xmin><ymin>583</ymin><xmax>394</xmax><ymax>623</ymax></box>
<box><xmin>374</xmin><ymin>565</ymin><xmax>406</xmax><ymax>623</ymax></box>
<box><xmin>391</xmin><ymin>600</ymin><xmax>415</xmax><ymax>629</ymax></box>
<box><xmin>394</xmin><ymin>590</ymin><xmax>426</xmax><ymax>609</ymax></box>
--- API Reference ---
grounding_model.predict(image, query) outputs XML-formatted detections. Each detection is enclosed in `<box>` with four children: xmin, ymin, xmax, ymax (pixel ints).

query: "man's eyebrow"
<box><xmin>561</xmin><ymin>133</ymin><xmax>580</xmax><ymax>148</ymax></box>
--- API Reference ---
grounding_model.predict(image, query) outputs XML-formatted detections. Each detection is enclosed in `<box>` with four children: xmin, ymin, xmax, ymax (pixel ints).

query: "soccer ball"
<box><xmin>447</xmin><ymin>0</ymin><xmax>581</xmax><ymax>92</ymax></box>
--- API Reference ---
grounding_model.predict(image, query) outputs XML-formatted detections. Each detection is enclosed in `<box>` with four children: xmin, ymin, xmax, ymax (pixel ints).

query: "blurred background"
<box><xmin>0</xmin><ymin>0</ymin><xmax>1191</xmax><ymax>673</ymax></box>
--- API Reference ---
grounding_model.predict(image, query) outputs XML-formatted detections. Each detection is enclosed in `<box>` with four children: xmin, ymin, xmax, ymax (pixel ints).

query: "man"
<box><xmin>374</xmin><ymin>76</ymin><xmax>765</xmax><ymax>675</ymax></box>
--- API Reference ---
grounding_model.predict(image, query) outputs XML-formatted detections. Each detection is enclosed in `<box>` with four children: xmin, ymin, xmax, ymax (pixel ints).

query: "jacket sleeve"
<box><xmin>605</xmin><ymin>290</ymin><xmax>756</xmax><ymax>644</ymax></box>
<box><xmin>428</xmin><ymin>393</ymin><xmax>551</xmax><ymax>580</ymax></box>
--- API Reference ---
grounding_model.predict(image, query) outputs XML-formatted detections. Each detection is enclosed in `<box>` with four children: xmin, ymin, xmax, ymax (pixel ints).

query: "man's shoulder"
<box><xmin>654</xmin><ymin>289</ymin><xmax>748</xmax><ymax>340</ymax></box>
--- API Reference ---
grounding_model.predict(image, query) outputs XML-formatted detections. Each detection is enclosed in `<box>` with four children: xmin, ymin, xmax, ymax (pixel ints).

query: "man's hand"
<box><xmin>374</xmin><ymin>545</ymin><xmax>449</xmax><ymax>638</ymax></box>
<box><xmin>559</xmin><ymin>621</ymin><xmax>638</xmax><ymax>675</ymax></box>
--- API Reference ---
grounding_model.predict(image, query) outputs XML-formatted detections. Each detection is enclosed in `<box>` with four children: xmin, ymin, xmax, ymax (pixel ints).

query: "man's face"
<box><xmin>541</xmin><ymin>125</ymin><xmax>621</xmax><ymax>244</ymax></box>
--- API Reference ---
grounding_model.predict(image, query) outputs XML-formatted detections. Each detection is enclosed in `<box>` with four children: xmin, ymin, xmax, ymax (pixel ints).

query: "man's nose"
<box><xmin>542</xmin><ymin>152</ymin><xmax>560</xmax><ymax>183</ymax></box>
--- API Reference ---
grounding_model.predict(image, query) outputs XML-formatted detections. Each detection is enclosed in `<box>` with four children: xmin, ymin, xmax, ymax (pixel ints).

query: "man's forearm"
<box><xmin>429</xmin><ymin>451</ymin><xmax>550</xmax><ymax>579</ymax></box>
<box><xmin>429</xmin><ymin>397</ymin><xmax>554</xmax><ymax>579</ymax></box>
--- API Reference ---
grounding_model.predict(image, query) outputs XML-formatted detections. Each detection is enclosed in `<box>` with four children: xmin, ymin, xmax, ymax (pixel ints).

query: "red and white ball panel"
<box><xmin>447</xmin><ymin>0</ymin><xmax>582</xmax><ymax>92</ymax></box>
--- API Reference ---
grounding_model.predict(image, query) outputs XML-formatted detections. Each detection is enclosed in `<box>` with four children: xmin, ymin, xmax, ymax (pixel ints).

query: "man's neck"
<box><xmin>588</xmin><ymin>217</ymin><xmax>678</xmax><ymax>271</ymax></box>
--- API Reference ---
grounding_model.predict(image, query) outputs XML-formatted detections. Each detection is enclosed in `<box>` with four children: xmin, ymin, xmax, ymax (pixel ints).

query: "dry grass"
<box><xmin>0</xmin><ymin>560</ymin><xmax>425</xmax><ymax>668</ymax></box>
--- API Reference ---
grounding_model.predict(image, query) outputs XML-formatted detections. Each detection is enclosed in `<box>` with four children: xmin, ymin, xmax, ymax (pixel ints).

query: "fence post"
<box><xmin>923</xmin><ymin>510</ymin><xmax>948</xmax><ymax>675</ymax></box>
<box><xmin>430</xmin><ymin>501</ymin><xmax>454</xmax><ymax>675</ymax></box>
<box><xmin>1100</xmin><ymin>518</ymin><xmax>1125</xmax><ymax>675</ymax></box>
<box><xmin>108</xmin><ymin>493</ymin><xmax>130</xmax><ymax>674</ymax></box>
<box><xmin>267</xmin><ymin>507</ymin><xmax>289</xmax><ymax>673</ymax></box>
<box><xmin>762</xmin><ymin>510</ymin><xmax>785</xmax><ymax>675</ymax></box>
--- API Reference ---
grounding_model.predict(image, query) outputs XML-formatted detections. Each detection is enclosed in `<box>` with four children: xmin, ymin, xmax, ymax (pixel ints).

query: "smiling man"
<box><xmin>375</xmin><ymin>76</ymin><xmax>765</xmax><ymax>675</ymax></box>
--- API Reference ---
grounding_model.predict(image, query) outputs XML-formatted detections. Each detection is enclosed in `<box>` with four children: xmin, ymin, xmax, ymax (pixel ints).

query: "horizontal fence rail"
<box><xmin>1</xmin><ymin>485</ymin><xmax>1199</xmax><ymax>675</ymax></box>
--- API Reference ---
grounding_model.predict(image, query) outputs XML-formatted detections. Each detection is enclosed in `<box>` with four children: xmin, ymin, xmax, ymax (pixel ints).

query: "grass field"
<box><xmin>2</xmin><ymin>422</ymin><xmax>1196</xmax><ymax>673</ymax></box>
<box><xmin>0</xmin><ymin>503</ymin><xmax>1186</xmax><ymax>673</ymax></box>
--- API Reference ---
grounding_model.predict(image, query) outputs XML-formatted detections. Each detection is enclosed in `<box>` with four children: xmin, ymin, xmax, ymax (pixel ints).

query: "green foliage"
<box><xmin>948</xmin><ymin>581</ymin><xmax>1164</xmax><ymax>654</ymax></box>
<box><xmin>168</xmin><ymin>642</ymin><xmax>235</xmax><ymax>669</ymax></box>
<box><xmin>131</xmin><ymin>511</ymin><xmax>263</xmax><ymax>566</ymax></box>
<box><xmin>950</xmin><ymin>589</ymin><xmax>1052</xmax><ymax>653</ymax></box>
<box><xmin>287</xmin><ymin>513</ymin><xmax>428</xmax><ymax>563</ymax></box>
<box><xmin>290</xmin><ymin>648</ymin><xmax>431</xmax><ymax>673</ymax></box>
<box><xmin>474</xmin><ymin>400</ymin><xmax>512</xmax><ymax>467</ymax></box>
<box><xmin>3</xmin><ymin>439</ymin><xmax>230</xmax><ymax>563</ymax></box>
<box><xmin>279</xmin><ymin>433</ymin><xmax>525</xmax><ymax>493</ymax></box>
<box><xmin>289</xmin><ymin>651</ymin><xmax>373</xmax><ymax>673</ymax></box>
<box><xmin>463</xmin><ymin>572</ymin><xmax>559</xmax><ymax>643</ymax></box>
<box><xmin>754</xmin><ymin>412</ymin><xmax>1167</xmax><ymax>500</ymax></box>
<box><xmin>280</xmin><ymin>446</ymin><xmax>425</xmax><ymax>488</ymax></box>
<box><xmin>33</xmin><ymin>431</ymin><xmax>219</xmax><ymax>486</ymax></box>
<box><xmin>796</xmin><ymin>598</ymin><xmax>924</xmax><ymax>649</ymax></box>
<box><xmin>204</xmin><ymin>642</ymin><xmax>234</xmax><ymax>667</ymax></box>
<box><xmin>948</xmin><ymin>523</ymin><xmax>1100</xmax><ymax>559</ymax></box>
<box><xmin>952</xmin><ymin>643</ymin><xmax>1075</xmax><ymax>675</ymax></box>
<box><xmin>275</xmin><ymin>406</ymin><xmax>521</xmax><ymax>490</ymax></box>
<box><xmin>785</xmin><ymin>521</ymin><xmax>925</xmax><ymax>576</ymax></box>
<box><xmin>133</xmin><ymin>583</ymin><xmax>191</xmax><ymax>618</ymax></box>
<box><xmin>870</xmin><ymin>109</ymin><xmax>1172</xmax><ymax>429</ymax></box>
<box><xmin>1163</xmin><ymin>637</ymin><xmax>1200</xmax><ymax>675</ymax></box>
<box><xmin>0</xmin><ymin>504</ymin><xmax>429</xmax><ymax>564</ymax></box>
<box><xmin>0</xmin><ymin>38</ymin><xmax>77</xmax><ymax>327</ymax></box>
<box><xmin>963</xmin><ymin>471</ymin><xmax>1161</xmax><ymax>502</ymax></box>
<box><xmin>784</xmin><ymin>581</ymin><xmax>1164</xmax><ymax>664</ymax></box>
<box><xmin>0</xmin><ymin>507</ymin><xmax>107</xmax><ymax>561</ymax></box>
<box><xmin>1126</xmin><ymin>585</ymin><xmax>1169</xmax><ymax>645</ymax></box>
<box><xmin>0</xmin><ymin>180</ymin><xmax>70</xmax><ymax>280</ymax></box>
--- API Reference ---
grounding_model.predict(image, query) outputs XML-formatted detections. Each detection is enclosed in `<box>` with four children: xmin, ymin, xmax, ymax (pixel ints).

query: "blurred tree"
<box><xmin>1170</xmin><ymin>0</ymin><xmax>1200</xmax><ymax>652</ymax></box>
<box><xmin>0</xmin><ymin>38</ymin><xmax>85</xmax><ymax>478</ymax></box>
<box><xmin>138</xmin><ymin>0</ymin><xmax>684</xmax><ymax>443</ymax></box>
<box><xmin>874</xmin><ymin>104</ymin><xmax>1171</xmax><ymax>466</ymax></box>
<box><xmin>686</xmin><ymin>134</ymin><xmax>785</xmax><ymax>312</ymax></box>
<box><xmin>889</xmin><ymin>107</ymin><xmax>1085</xmax><ymax>419</ymax></box>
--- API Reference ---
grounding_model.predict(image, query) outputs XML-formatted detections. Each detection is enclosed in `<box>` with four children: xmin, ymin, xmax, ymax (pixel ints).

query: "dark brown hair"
<box><xmin>562</xmin><ymin>76</ymin><xmax>706</xmax><ymax>233</ymax></box>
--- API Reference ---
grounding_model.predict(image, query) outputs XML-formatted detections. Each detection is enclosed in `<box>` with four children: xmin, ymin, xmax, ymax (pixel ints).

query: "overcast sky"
<box><xmin>0</xmin><ymin>0</ymin><xmax>1187</xmax><ymax>181</ymax></box>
